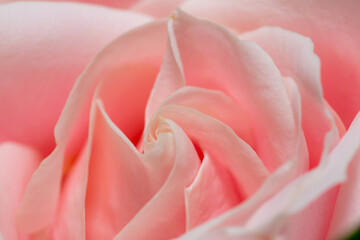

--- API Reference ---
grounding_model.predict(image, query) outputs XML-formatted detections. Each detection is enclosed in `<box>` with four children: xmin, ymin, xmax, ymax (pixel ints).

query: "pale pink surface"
<box><xmin>0</xmin><ymin>143</ymin><xmax>40</xmax><ymax>240</ymax></box>
<box><xmin>176</xmin><ymin>56</ymin><xmax>306</xmax><ymax>240</ymax></box>
<box><xmin>0</xmin><ymin>1</ymin><xmax>359</xmax><ymax>239</ymax></box>
<box><xmin>241</xmin><ymin>27</ymin><xmax>345</xmax><ymax>168</ymax></box>
<box><xmin>168</xmin><ymin>9</ymin><xmax>356</xmax><ymax>239</ymax></box>
<box><xmin>112</xmin><ymin>119</ymin><xmax>200</xmax><ymax>240</ymax></box>
<box><xmin>242</xmin><ymin>113</ymin><xmax>360</xmax><ymax>239</ymax></box>
<box><xmin>146</xmin><ymin>86</ymin><xmax>270</xmax><ymax>228</ymax></box>
<box><xmin>182</xmin><ymin>0</ymin><xmax>360</xmax><ymax>128</ymax></box>
<box><xmin>145</xmin><ymin>25</ymin><xmax>185</xmax><ymax>126</ymax></box>
<box><xmin>328</xmin><ymin>145</ymin><xmax>360</xmax><ymax>239</ymax></box>
<box><xmin>180</xmin><ymin>110</ymin><xmax>359</xmax><ymax>239</ymax></box>
<box><xmin>150</xmin><ymin>96</ymin><xmax>269</xmax><ymax>196</ymax></box>
<box><xmin>185</xmin><ymin>154</ymin><xmax>240</xmax><ymax>230</ymax></box>
<box><xmin>52</xmin><ymin>143</ymin><xmax>87</xmax><ymax>240</ymax></box>
<box><xmin>169</xmin><ymin>10</ymin><xmax>298</xmax><ymax>173</ymax></box>
<box><xmin>16</xmin><ymin>19</ymin><xmax>168</xmax><ymax>236</ymax></box>
<box><xmin>131</xmin><ymin>0</ymin><xmax>187</xmax><ymax>17</ymax></box>
<box><xmin>0</xmin><ymin>1</ymin><xmax>151</xmax><ymax>155</ymax></box>
<box><xmin>0</xmin><ymin>0</ymin><xmax>140</xmax><ymax>8</ymax></box>
<box><xmin>86</xmin><ymin>102</ymin><xmax>178</xmax><ymax>239</ymax></box>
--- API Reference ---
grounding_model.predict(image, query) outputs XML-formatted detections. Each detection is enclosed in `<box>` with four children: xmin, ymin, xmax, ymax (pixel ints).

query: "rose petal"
<box><xmin>212</xmin><ymin>112</ymin><xmax>360</xmax><ymax>239</ymax></box>
<box><xmin>94</xmin><ymin>62</ymin><xmax>160</xmax><ymax>149</ymax></box>
<box><xmin>85</xmin><ymin>100</ymin><xmax>176</xmax><ymax>239</ymax></box>
<box><xmin>52</xmin><ymin>143</ymin><xmax>88</xmax><ymax>240</ymax></box>
<box><xmin>147</xmin><ymin>86</ymin><xmax>253</xmax><ymax>146</ymax></box>
<box><xmin>0</xmin><ymin>2</ymin><xmax>151</xmax><ymax>155</ymax></box>
<box><xmin>176</xmin><ymin>77</ymin><xmax>306</xmax><ymax>240</ymax></box>
<box><xmin>147</xmin><ymin>86</ymin><xmax>258</xmax><ymax>229</ymax></box>
<box><xmin>179</xmin><ymin>110</ymin><xmax>359</xmax><ymax>239</ymax></box>
<box><xmin>131</xmin><ymin>0</ymin><xmax>187</xmax><ymax>17</ymax></box>
<box><xmin>170</xmin><ymin>9</ymin><xmax>297</xmax><ymax>172</ymax></box>
<box><xmin>63</xmin><ymin>0</ymin><xmax>139</xmax><ymax>8</ymax></box>
<box><xmin>0</xmin><ymin>143</ymin><xmax>40</xmax><ymax>239</ymax></box>
<box><xmin>17</xmin><ymin>19</ymin><xmax>167</xmax><ymax>234</ymax></box>
<box><xmin>242</xmin><ymin>112</ymin><xmax>359</xmax><ymax>238</ymax></box>
<box><xmin>328</xmin><ymin>141</ymin><xmax>360</xmax><ymax>239</ymax></box>
<box><xmin>153</xmin><ymin>105</ymin><xmax>269</xmax><ymax>198</ymax></box>
<box><xmin>325</xmin><ymin>101</ymin><xmax>346</xmax><ymax>138</ymax></box>
<box><xmin>185</xmin><ymin>154</ymin><xmax>241</xmax><ymax>230</ymax></box>
<box><xmin>113</xmin><ymin>120</ymin><xmax>200</xmax><ymax>240</ymax></box>
<box><xmin>182</xmin><ymin>0</ymin><xmax>360</xmax><ymax>127</ymax></box>
<box><xmin>0</xmin><ymin>0</ymin><xmax>140</xmax><ymax>8</ymax></box>
<box><xmin>144</xmin><ymin>20</ymin><xmax>185</xmax><ymax>126</ymax></box>
<box><xmin>240</xmin><ymin>27</ymin><xmax>343</xmax><ymax>168</ymax></box>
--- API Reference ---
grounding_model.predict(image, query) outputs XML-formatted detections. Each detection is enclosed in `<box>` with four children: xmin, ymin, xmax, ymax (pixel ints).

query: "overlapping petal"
<box><xmin>169</xmin><ymin>10</ymin><xmax>298</xmax><ymax>172</ymax></box>
<box><xmin>176</xmin><ymin>75</ymin><xmax>305</xmax><ymax>240</ymax></box>
<box><xmin>241</xmin><ymin>27</ymin><xmax>345</xmax><ymax>167</ymax></box>
<box><xmin>113</xmin><ymin>120</ymin><xmax>200</xmax><ymax>240</ymax></box>
<box><xmin>2</xmin><ymin>2</ymin><xmax>358</xmax><ymax>240</ymax></box>
<box><xmin>52</xmin><ymin>144</ymin><xmax>88</xmax><ymax>240</ymax></box>
<box><xmin>184</xmin><ymin>111</ymin><xmax>358</xmax><ymax>239</ymax></box>
<box><xmin>0</xmin><ymin>143</ymin><xmax>40</xmax><ymax>239</ymax></box>
<box><xmin>131</xmin><ymin>0</ymin><xmax>187</xmax><ymax>17</ymax></box>
<box><xmin>182</xmin><ymin>0</ymin><xmax>360</xmax><ymax>128</ymax></box>
<box><xmin>185</xmin><ymin>154</ymin><xmax>240</xmax><ymax>230</ymax></box>
<box><xmin>237</xmin><ymin>112</ymin><xmax>360</xmax><ymax>240</ymax></box>
<box><xmin>328</xmin><ymin>142</ymin><xmax>360</xmax><ymax>239</ymax></box>
<box><xmin>85</xmin><ymin>101</ymin><xmax>176</xmax><ymax>239</ymax></box>
<box><xmin>0</xmin><ymin>1</ymin><xmax>151</xmax><ymax>155</ymax></box>
<box><xmin>17</xmin><ymin>19</ymin><xmax>168</xmax><ymax>235</ymax></box>
<box><xmin>145</xmin><ymin>19</ymin><xmax>185</xmax><ymax>126</ymax></box>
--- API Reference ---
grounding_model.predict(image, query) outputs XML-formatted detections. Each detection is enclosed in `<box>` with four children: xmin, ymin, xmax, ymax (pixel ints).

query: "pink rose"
<box><xmin>1</xmin><ymin>1</ymin><xmax>359</xmax><ymax>240</ymax></box>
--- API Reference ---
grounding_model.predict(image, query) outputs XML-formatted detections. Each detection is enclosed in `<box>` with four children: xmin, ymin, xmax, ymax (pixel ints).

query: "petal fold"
<box><xmin>182</xmin><ymin>0</ymin><xmax>360</xmax><ymax>127</ymax></box>
<box><xmin>0</xmin><ymin>142</ymin><xmax>40</xmax><ymax>240</ymax></box>
<box><xmin>114</xmin><ymin>120</ymin><xmax>200</xmax><ymax>240</ymax></box>
<box><xmin>241</xmin><ymin>27</ymin><xmax>340</xmax><ymax>168</ymax></box>
<box><xmin>17</xmin><ymin>19</ymin><xmax>167</xmax><ymax>234</ymax></box>
<box><xmin>185</xmin><ymin>154</ymin><xmax>241</xmax><ymax>230</ymax></box>
<box><xmin>170</xmin><ymin>9</ymin><xmax>297</xmax><ymax>172</ymax></box>
<box><xmin>85</xmin><ymin>100</ymin><xmax>176</xmax><ymax>239</ymax></box>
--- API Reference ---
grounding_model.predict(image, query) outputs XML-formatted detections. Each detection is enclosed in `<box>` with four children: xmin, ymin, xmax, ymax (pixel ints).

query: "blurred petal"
<box><xmin>132</xmin><ymin>0</ymin><xmax>187</xmax><ymax>17</ymax></box>
<box><xmin>60</xmin><ymin>0</ymin><xmax>139</xmax><ymax>8</ymax></box>
<box><xmin>182</xmin><ymin>0</ymin><xmax>360</xmax><ymax>127</ymax></box>
<box><xmin>328</xmin><ymin>139</ymin><xmax>360</xmax><ymax>239</ymax></box>
<box><xmin>94</xmin><ymin>61</ymin><xmax>160</xmax><ymax>150</ymax></box>
<box><xmin>0</xmin><ymin>0</ymin><xmax>141</xmax><ymax>8</ymax></box>
<box><xmin>0</xmin><ymin>1</ymin><xmax>151</xmax><ymax>155</ymax></box>
<box><xmin>0</xmin><ymin>143</ymin><xmax>40</xmax><ymax>240</ymax></box>
<box><xmin>52</xmin><ymin>144</ymin><xmax>88</xmax><ymax>240</ymax></box>
<box><xmin>85</xmin><ymin>100</ymin><xmax>175</xmax><ymax>239</ymax></box>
